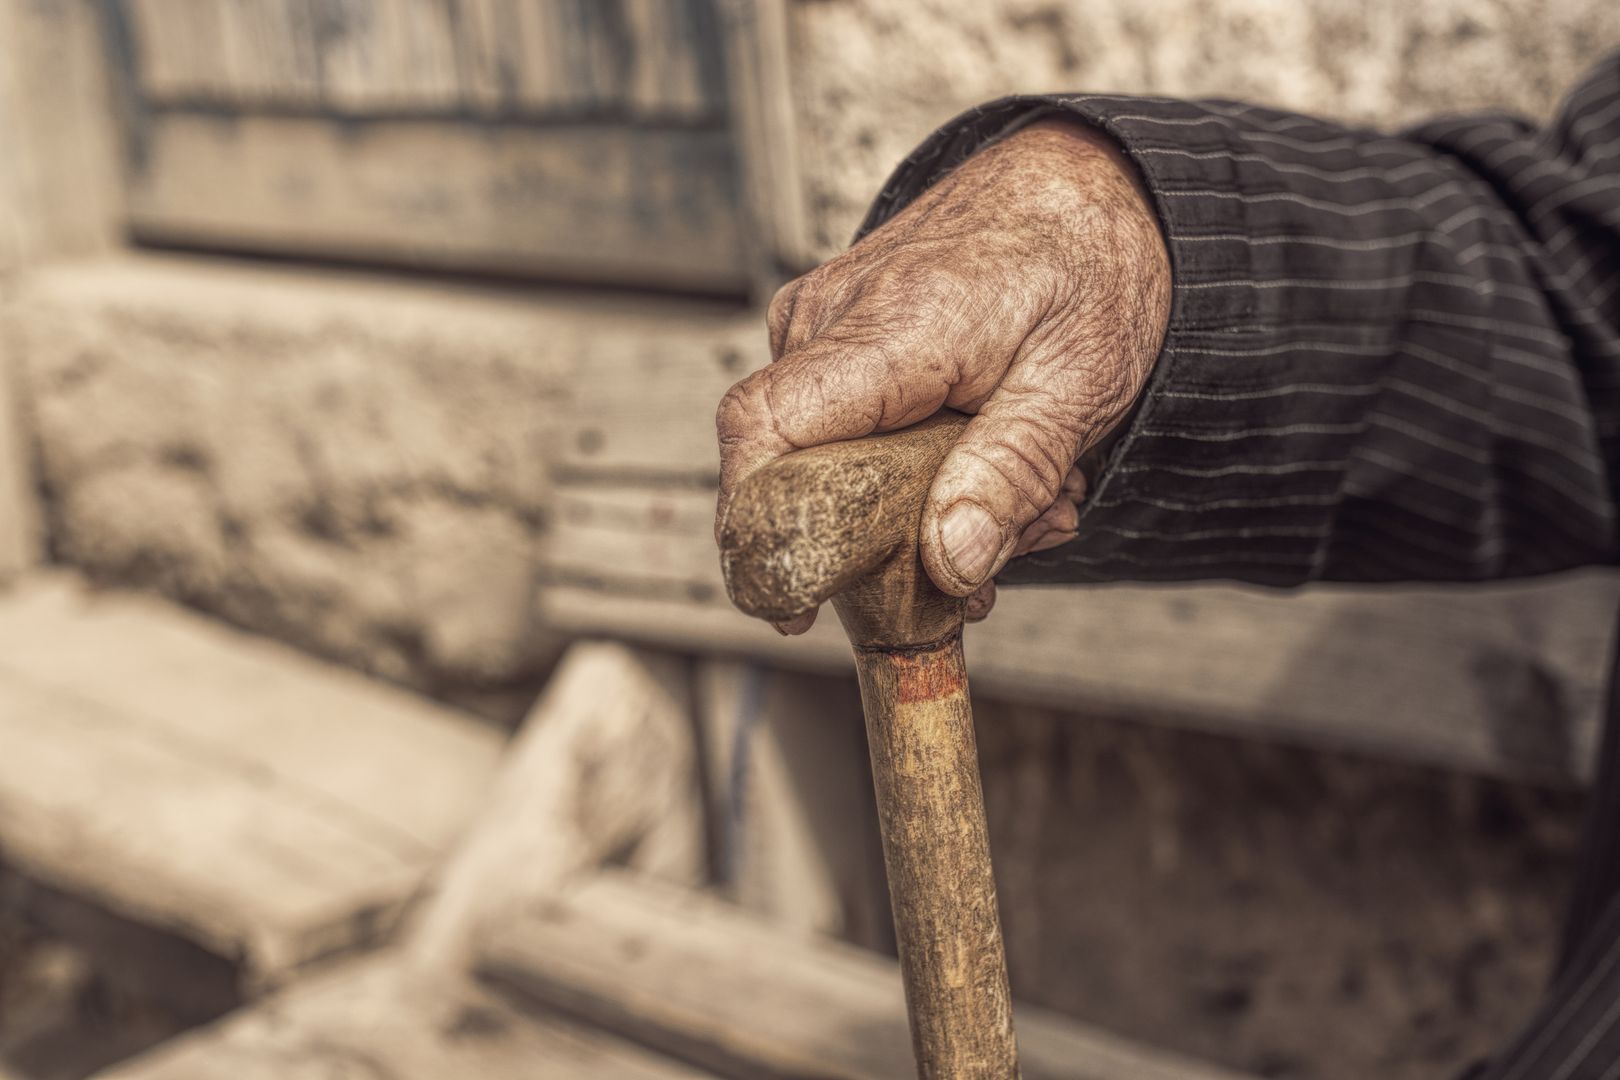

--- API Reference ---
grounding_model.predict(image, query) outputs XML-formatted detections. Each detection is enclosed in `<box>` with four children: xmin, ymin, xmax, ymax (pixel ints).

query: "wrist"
<box><xmin>1007</xmin><ymin>117</ymin><xmax>1170</xmax><ymax>454</ymax></box>
<box><xmin>1009</xmin><ymin>116</ymin><xmax>1159</xmax><ymax>213</ymax></box>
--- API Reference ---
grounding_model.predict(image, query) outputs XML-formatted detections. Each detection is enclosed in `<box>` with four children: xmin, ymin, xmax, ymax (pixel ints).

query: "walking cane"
<box><xmin>718</xmin><ymin>410</ymin><xmax>1019</xmax><ymax>1079</ymax></box>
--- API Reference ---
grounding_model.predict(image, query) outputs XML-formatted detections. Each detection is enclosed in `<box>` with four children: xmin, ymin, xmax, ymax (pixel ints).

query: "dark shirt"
<box><xmin>859</xmin><ymin>51</ymin><xmax>1620</xmax><ymax>588</ymax></box>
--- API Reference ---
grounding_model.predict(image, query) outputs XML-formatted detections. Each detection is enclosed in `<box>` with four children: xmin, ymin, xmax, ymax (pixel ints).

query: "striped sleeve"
<box><xmin>857</xmin><ymin>51</ymin><xmax>1620</xmax><ymax>587</ymax></box>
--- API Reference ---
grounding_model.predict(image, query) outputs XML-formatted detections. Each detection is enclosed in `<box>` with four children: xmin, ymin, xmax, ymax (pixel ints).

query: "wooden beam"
<box><xmin>412</xmin><ymin>641</ymin><xmax>706</xmax><ymax>968</ymax></box>
<box><xmin>540</xmin><ymin>315</ymin><xmax>1620</xmax><ymax>783</ymax></box>
<box><xmin>121</xmin><ymin>0</ymin><xmax>729</xmax><ymax>121</ymax></box>
<box><xmin>0</xmin><ymin>0</ymin><xmax>122</xmax><ymax>272</ymax></box>
<box><xmin>542</xmin><ymin>484</ymin><xmax>1619</xmax><ymax>784</ymax></box>
<box><xmin>123</xmin><ymin>113</ymin><xmax>749</xmax><ymax>293</ymax></box>
<box><xmin>718</xmin><ymin>0</ymin><xmax>816</xmax><ymax>290</ymax></box>
<box><xmin>476</xmin><ymin>869</ymin><xmax>1257</xmax><ymax>1080</ymax></box>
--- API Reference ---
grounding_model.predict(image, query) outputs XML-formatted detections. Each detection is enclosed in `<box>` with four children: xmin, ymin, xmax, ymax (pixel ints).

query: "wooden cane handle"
<box><xmin>717</xmin><ymin>410</ymin><xmax>970</xmax><ymax>647</ymax></box>
<box><xmin>718</xmin><ymin>409</ymin><xmax>1021</xmax><ymax>1077</ymax></box>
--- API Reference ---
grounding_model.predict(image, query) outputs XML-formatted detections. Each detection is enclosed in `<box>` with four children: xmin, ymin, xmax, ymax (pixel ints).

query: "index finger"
<box><xmin>713</xmin><ymin>335</ymin><xmax>950</xmax><ymax>539</ymax></box>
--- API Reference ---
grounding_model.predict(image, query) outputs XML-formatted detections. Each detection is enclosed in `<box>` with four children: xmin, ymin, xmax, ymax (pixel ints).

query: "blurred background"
<box><xmin>2</xmin><ymin>2</ymin><xmax>1620</xmax><ymax>1079</ymax></box>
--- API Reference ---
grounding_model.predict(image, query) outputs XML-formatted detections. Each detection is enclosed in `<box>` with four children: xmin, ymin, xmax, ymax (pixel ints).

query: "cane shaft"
<box><xmin>719</xmin><ymin>410</ymin><xmax>1020</xmax><ymax>1076</ymax></box>
<box><xmin>851</xmin><ymin>634</ymin><xmax>1019</xmax><ymax>1079</ymax></box>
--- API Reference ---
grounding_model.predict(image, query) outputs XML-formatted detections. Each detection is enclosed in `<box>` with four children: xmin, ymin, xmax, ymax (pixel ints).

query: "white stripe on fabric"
<box><xmin>1088</xmin><ymin>492</ymin><xmax>1342</xmax><ymax>512</ymax></box>
<box><xmin>1115</xmin><ymin>460</ymin><xmax>1344</xmax><ymax>479</ymax></box>
<box><xmin>1547</xmin><ymin>990</ymin><xmax>1620</xmax><ymax>1080</ymax></box>
<box><xmin>1158</xmin><ymin>181</ymin><xmax>1464</xmax><ymax>215</ymax></box>
<box><xmin>1135</xmin><ymin>145</ymin><xmax>1438</xmax><ymax>184</ymax></box>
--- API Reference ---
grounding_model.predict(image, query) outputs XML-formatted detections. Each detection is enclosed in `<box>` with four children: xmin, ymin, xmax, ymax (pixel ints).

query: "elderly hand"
<box><xmin>715</xmin><ymin>117</ymin><xmax>1171</xmax><ymax>631</ymax></box>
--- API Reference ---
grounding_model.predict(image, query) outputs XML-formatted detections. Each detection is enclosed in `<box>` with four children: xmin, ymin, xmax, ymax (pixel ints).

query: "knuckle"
<box><xmin>714</xmin><ymin>378</ymin><xmax>767</xmax><ymax>444</ymax></box>
<box><xmin>957</xmin><ymin>437</ymin><xmax>1065</xmax><ymax>519</ymax></box>
<box><xmin>766</xmin><ymin>279</ymin><xmax>804</xmax><ymax>338</ymax></box>
<box><xmin>855</xmin><ymin>257</ymin><xmax>911</xmax><ymax>296</ymax></box>
<box><xmin>881</xmin><ymin>257</ymin><xmax>959</xmax><ymax>309</ymax></box>
<box><xmin>770</xmin><ymin>266</ymin><xmax>854</xmax><ymax>354</ymax></box>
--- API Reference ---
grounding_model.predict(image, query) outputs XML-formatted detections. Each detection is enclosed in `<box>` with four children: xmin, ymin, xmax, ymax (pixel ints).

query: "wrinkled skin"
<box><xmin>716</xmin><ymin>117</ymin><xmax>1172</xmax><ymax>630</ymax></box>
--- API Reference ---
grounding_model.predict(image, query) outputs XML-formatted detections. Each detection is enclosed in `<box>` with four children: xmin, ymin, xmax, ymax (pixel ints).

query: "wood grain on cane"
<box><xmin>855</xmin><ymin>636</ymin><xmax>1018</xmax><ymax>1078</ymax></box>
<box><xmin>718</xmin><ymin>409</ymin><xmax>1020</xmax><ymax>1078</ymax></box>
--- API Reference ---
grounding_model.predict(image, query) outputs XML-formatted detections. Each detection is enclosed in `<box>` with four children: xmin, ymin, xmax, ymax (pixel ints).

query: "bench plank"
<box><xmin>477</xmin><ymin>870</ymin><xmax>1257</xmax><ymax>1080</ymax></box>
<box><xmin>0</xmin><ymin>575</ymin><xmax>504</xmax><ymax>985</ymax></box>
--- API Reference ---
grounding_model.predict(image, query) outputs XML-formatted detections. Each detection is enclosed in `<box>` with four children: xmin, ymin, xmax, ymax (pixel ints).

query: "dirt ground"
<box><xmin>977</xmin><ymin>702</ymin><xmax>1586</xmax><ymax>1080</ymax></box>
<box><xmin>0</xmin><ymin>909</ymin><xmax>192</xmax><ymax>1080</ymax></box>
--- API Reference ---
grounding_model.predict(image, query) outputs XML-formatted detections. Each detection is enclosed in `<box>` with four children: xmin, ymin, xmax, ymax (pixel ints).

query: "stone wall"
<box><xmin>6</xmin><ymin>257</ymin><xmax>752</xmax><ymax>719</ymax></box>
<box><xmin>787</xmin><ymin>0</ymin><xmax>1620</xmax><ymax>258</ymax></box>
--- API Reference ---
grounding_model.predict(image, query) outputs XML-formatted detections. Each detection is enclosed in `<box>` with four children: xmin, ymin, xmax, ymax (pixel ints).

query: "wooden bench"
<box><xmin>0</xmin><ymin>574</ymin><xmax>504</xmax><ymax>1000</ymax></box>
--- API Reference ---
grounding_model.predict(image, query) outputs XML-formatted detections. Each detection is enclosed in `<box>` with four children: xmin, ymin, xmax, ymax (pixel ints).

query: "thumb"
<box><xmin>920</xmin><ymin>389</ymin><xmax>1084</xmax><ymax>596</ymax></box>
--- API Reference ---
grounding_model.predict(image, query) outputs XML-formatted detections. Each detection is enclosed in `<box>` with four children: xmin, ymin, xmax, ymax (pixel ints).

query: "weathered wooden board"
<box><xmin>0</xmin><ymin>0</ymin><xmax>121</xmax><ymax>272</ymax></box>
<box><xmin>540</xmin><ymin>315</ymin><xmax>1620</xmax><ymax>783</ymax></box>
<box><xmin>478</xmin><ymin>869</ymin><xmax>1256</xmax><ymax>1080</ymax></box>
<box><xmin>0</xmin><ymin>574</ymin><xmax>504</xmax><ymax>986</ymax></box>
<box><xmin>94</xmin><ymin>950</ymin><xmax>714</xmax><ymax>1080</ymax></box>
<box><xmin>108</xmin><ymin>0</ymin><xmax>747</xmax><ymax>288</ymax></box>
<box><xmin>124</xmin><ymin>113</ymin><xmax>748</xmax><ymax>291</ymax></box>
<box><xmin>413</xmin><ymin>640</ymin><xmax>705</xmax><ymax>968</ymax></box>
<box><xmin>542</xmin><ymin>552</ymin><xmax>1619</xmax><ymax>785</ymax></box>
<box><xmin>550</xmin><ymin>487</ymin><xmax>721</xmax><ymax>594</ymax></box>
<box><xmin>120</xmin><ymin>0</ymin><xmax>727</xmax><ymax>120</ymax></box>
<box><xmin>717</xmin><ymin>0</ymin><xmax>816</xmax><ymax>282</ymax></box>
<box><xmin>555</xmin><ymin>320</ymin><xmax>760</xmax><ymax>482</ymax></box>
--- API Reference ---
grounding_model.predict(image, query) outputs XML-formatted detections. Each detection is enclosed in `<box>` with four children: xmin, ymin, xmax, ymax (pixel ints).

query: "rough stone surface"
<box><xmin>787</xmin><ymin>0</ymin><xmax>1620</xmax><ymax>258</ymax></box>
<box><xmin>6</xmin><ymin>256</ymin><xmax>750</xmax><ymax>719</ymax></box>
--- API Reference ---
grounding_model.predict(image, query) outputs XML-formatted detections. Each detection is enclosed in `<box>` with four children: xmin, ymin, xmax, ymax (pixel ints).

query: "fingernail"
<box><xmin>965</xmin><ymin>584</ymin><xmax>996</xmax><ymax>623</ymax></box>
<box><xmin>1027</xmin><ymin>528</ymin><xmax>1078</xmax><ymax>555</ymax></box>
<box><xmin>773</xmin><ymin>610</ymin><xmax>817</xmax><ymax>636</ymax></box>
<box><xmin>940</xmin><ymin>501</ymin><xmax>1002</xmax><ymax>585</ymax></box>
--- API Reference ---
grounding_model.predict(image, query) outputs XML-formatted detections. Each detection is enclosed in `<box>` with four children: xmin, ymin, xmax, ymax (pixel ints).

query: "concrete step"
<box><xmin>89</xmin><ymin>951</ymin><xmax>715</xmax><ymax>1080</ymax></box>
<box><xmin>0</xmin><ymin>573</ymin><xmax>506</xmax><ymax>994</ymax></box>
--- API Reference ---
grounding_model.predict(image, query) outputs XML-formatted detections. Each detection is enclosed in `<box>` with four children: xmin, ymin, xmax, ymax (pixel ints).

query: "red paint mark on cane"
<box><xmin>891</xmin><ymin>644</ymin><xmax>967</xmax><ymax>704</ymax></box>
